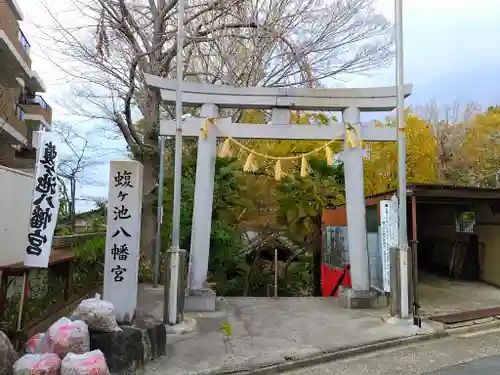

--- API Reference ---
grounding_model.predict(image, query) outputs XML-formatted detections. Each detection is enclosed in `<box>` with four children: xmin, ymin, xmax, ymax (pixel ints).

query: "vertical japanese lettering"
<box><xmin>25</xmin><ymin>140</ymin><xmax>58</xmax><ymax>258</ymax></box>
<box><xmin>111</xmin><ymin>244</ymin><xmax>129</xmax><ymax>261</ymax></box>
<box><xmin>103</xmin><ymin>161</ymin><xmax>143</xmax><ymax>321</ymax></box>
<box><xmin>114</xmin><ymin>170</ymin><xmax>133</xmax><ymax>188</ymax></box>
<box><xmin>109</xmin><ymin>168</ymin><xmax>135</xmax><ymax>283</ymax></box>
<box><xmin>111</xmin><ymin>264</ymin><xmax>127</xmax><ymax>282</ymax></box>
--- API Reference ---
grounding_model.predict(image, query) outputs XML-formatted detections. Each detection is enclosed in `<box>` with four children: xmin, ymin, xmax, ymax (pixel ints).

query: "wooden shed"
<box><xmin>322</xmin><ymin>183</ymin><xmax>500</xmax><ymax>317</ymax></box>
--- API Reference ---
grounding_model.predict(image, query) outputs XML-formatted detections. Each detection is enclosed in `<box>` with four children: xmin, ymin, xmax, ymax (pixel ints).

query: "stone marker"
<box><xmin>90</xmin><ymin>327</ymin><xmax>145</xmax><ymax>373</ymax></box>
<box><xmin>89</xmin><ymin>323</ymin><xmax>166</xmax><ymax>373</ymax></box>
<box><xmin>103</xmin><ymin>161</ymin><xmax>143</xmax><ymax>324</ymax></box>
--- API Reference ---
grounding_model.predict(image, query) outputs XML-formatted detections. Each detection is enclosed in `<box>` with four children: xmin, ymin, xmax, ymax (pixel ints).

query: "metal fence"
<box><xmin>322</xmin><ymin>226</ymin><xmax>349</xmax><ymax>268</ymax></box>
<box><xmin>322</xmin><ymin>226</ymin><xmax>384</xmax><ymax>292</ymax></box>
<box><xmin>367</xmin><ymin>232</ymin><xmax>384</xmax><ymax>292</ymax></box>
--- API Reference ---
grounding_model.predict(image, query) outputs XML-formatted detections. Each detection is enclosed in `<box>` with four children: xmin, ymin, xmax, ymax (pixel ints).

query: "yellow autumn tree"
<box><xmin>364</xmin><ymin>110</ymin><xmax>439</xmax><ymax>195</ymax></box>
<box><xmin>236</xmin><ymin>109</ymin><xmax>342</xmax><ymax>173</ymax></box>
<box><xmin>455</xmin><ymin>106</ymin><xmax>500</xmax><ymax>187</ymax></box>
<box><xmin>234</xmin><ymin>109</ymin><xmax>343</xmax><ymax>230</ymax></box>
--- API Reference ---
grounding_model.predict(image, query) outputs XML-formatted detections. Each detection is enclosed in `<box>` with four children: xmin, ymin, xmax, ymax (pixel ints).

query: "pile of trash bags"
<box><xmin>13</xmin><ymin>294</ymin><xmax>121</xmax><ymax>375</ymax></box>
<box><xmin>0</xmin><ymin>330</ymin><xmax>18</xmax><ymax>375</ymax></box>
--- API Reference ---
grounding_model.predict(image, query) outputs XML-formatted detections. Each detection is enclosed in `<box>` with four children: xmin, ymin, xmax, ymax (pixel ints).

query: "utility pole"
<box><xmin>395</xmin><ymin>0</ymin><xmax>409</xmax><ymax>319</ymax></box>
<box><xmin>167</xmin><ymin>0</ymin><xmax>186</xmax><ymax>325</ymax></box>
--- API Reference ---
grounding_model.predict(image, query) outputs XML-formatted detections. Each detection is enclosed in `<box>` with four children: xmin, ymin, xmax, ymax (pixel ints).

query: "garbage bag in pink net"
<box><xmin>44</xmin><ymin>318</ymin><xmax>89</xmax><ymax>358</ymax></box>
<box><xmin>71</xmin><ymin>296</ymin><xmax>122</xmax><ymax>333</ymax></box>
<box><xmin>61</xmin><ymin>351</ymin><xmax>110</xmax><ymax>375</ymax></box>
<box><xmin>13</xmin><ymin>353</ymin><xmax>61</xmax><ymax>375</ymax></box>
<box><xmin>25</xmin><ymin>333</ymin><xmax>47</xmax><ymax>354</ymax></box>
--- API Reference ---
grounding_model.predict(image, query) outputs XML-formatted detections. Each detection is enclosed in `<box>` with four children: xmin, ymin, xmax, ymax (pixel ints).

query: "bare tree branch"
<box><xmin>34</xmin><ymin>0</ymin><xmax>394</xmax><ymax>256</ymax></box>
<box><xmin>54</xmin><ymin>121</ymin><xmax>108</xmax><ymax>231</ymax></box>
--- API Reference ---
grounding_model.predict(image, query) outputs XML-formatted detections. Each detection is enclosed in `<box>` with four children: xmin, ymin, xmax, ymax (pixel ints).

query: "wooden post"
<box><xmin>66</xmin><ymin>260</ymin><xmax>75</xmax><ymax>302</ymax></box>
<box><xmin>0</xmin><ymin>271</ymin><xmax>7</xmax><ymax>321</ymax></box>
<box><xmin>411</xmin><ymin>196</ymin><xmax>417</xmax><ymax>241</ymax></box>
<box><xmin>17</xmin><ymin>271</ymin><xmax>29</xmax><ymax>331</ymax></box>
<box><xmin>411</xmin><ymin>196</ymin><xmax>420</xmax><ymax>316</ymax></box>
<box><xmin>274</xmin><ymin>248</ymin><xmax>278</xmax><ymax>299</ymax></box>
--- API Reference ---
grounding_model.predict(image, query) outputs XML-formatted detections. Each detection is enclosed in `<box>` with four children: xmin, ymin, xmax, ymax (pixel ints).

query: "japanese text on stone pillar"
<box><xmin>110</xmin><ymin>170</ymin><xmax>134</xmax><ymax>283</ymax></box>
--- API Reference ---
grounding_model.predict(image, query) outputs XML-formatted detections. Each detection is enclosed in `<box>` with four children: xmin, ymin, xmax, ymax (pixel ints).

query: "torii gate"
<box><xmin>146</xmin><ymin>74</ymin><xmax>412</xmax><ymax>310</ymax></box>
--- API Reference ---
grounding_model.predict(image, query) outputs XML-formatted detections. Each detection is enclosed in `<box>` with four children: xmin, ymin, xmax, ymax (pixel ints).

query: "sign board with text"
<box><xmin>379</xmin><ymin>195</ymin><xmax>399</xmax><ymax>292</ymax></box>
<box><xmin>24</xmin><ymin>131</ymin><xmax>60</xmax><ymax>268</ymax></box>
<box><xmin>103</xmin><ymin>160</ymin><xmax>143</xmax><ymax>323</ymax></box>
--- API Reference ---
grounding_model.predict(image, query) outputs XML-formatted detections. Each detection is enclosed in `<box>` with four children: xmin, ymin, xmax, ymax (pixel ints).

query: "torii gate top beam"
<box><xmin>146</xmin><ymin>74</ymin><xmax>413</xmax><ymax>112</ymax></box>
<box><xmin>160</xmin><ymin>117</ymin><xmax>397</xmax><ymax>141</ymax></box>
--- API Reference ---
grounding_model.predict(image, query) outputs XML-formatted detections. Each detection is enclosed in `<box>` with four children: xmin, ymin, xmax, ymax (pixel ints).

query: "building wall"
<box><xmin>416</xmin><ymin>203</ymin><xmax>457</xmax><ymax>271</ymax></box>
<box><xmin>418</xmin><ymin>202</ymin><xmax>500</xmax><ymax>285</ymax></box>
<box><xmin>0</xmin><ymin>165</ymin><xmax>33</xmax><ymax>266</ymax></box>
<box><xmin>475</xmin><ymin>202</ymin><xmax>500</xmax><ymax>285</ymax></box>
<box><xmin>323</xmin><ymin>195</ymin><xmax>500</xmax><ymax>286</ymax></box>
<box><xmin>477</xmin><ymin>226</ymin><xmax>500</xmax><ymax>285</ymax></box>
<box><xmin>322</xmin><ymin>206</ymin><xmax>347</xmax><ymax>227</ymax></box>
<box><xmin>0</xmin><ymin>0</ymin><xmax>51</xmax><ymax>167</ymax></box>
<box><xmin>0</xmin><ymin>0</ymin><xmax>31</xmax><ymax>67</ymax></box>
<box><xmin>1</xmin><ymin>84</ymin><xmax>27</xmax><ymax>138</ymax></box>
<box><xmin>322</xmin><ymin>194</ymin><xmax>392</xmax><ymax>228</ymax></box>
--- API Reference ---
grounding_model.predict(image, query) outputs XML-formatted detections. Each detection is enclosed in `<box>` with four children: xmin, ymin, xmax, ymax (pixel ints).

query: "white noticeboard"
<box><xmin>24</xmin><ymin>131</ymin><xmax>61</xmax><ymax>268</ymax></box>
<box><xmin>103</xmin><ymin>160</ymin><xmax>143</xmax><ymax>323</ymax></box>
<box><xmin>379</xmin><ymin>196</ymin><xmax>399</xmax><ymax>292</ymax></box>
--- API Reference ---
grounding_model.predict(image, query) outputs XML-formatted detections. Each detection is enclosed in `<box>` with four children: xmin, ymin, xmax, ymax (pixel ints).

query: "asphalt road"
<box><xmin>427</xmin><ymin>355</ymin><xmax>500</xmax><ymax>375</ymax></box>
<box><xmin>284</xmin><ymin>328</ymin><xmax>500</xmax><ymax>374</ymax></box>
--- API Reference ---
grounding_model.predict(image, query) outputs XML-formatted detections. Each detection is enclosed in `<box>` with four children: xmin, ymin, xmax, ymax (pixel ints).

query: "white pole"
<box><xmin>153</xmin><ymin>135</ymin><xmax>165</xmax><ymax>288</ymax></box>
<box><xmin>168</xmin><ymin>0</ymin><xmax>186</xmax><ymax>325</ymax></box>
<box><xmin>395</xmin><ymin>0</ymin><xmax>409</xmax><ymax>319</ymax></box>
<box><xmin>274</xmin><ymin>248</ymin><xmax>278</xmax><ymax>299</ymax></box>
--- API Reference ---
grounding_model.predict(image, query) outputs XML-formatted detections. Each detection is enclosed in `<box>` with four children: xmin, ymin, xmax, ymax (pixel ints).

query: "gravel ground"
<box><xmin>284</xmin><ymin>328</ymin><xmax>500</xmax><ymax>374</ymax></box>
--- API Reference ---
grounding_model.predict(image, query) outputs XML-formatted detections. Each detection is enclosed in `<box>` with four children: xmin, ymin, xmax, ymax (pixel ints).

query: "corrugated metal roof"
<box><xmin>326</xmin><ymin>183</ymin><xmax>500</xmax><ymax>209</ymax></box>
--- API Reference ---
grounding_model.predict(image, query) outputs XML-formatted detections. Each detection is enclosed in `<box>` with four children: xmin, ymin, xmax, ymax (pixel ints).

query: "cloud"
<box><xmin>347</xmin><ymin>0</ymin><xmax>500</xmax><ymax>107</ymax></box>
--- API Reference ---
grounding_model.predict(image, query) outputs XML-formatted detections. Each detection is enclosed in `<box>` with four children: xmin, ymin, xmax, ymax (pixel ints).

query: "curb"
<box><xmin>202</xmin><ymin>320</ymin><xmax>500</xmax><ymax>375</ymax></box>
<box><xmin>165</xmin><ymin>318</ymin><xmax>198</xmax><ymax>335</ymax></box>
<box><xmin>217</xmin><ymin>332</ymin><xmax>448</xmax><ymax>375</ymax></box>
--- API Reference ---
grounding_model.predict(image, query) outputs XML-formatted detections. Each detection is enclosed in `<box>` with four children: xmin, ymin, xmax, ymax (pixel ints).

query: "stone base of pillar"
<box><xmin>338</xmin><ymin>288</ymin><xmax>386</xmax><ymax>309</ymax></box>
<box><xmin>184</xmin><ymin>288</ymin><xmax>216</xmax><ymax>312</ymax></box>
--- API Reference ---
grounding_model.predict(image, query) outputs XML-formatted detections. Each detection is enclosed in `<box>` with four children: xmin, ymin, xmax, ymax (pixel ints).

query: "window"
<box><xmin>366</xmin><ymin>205</ymin><xmax>379</xmax><ymax>233</ymax></box>
<box><xmin>456</xmin><ymin>210</ymin><xmax>475</xmax><ymax>233</ymax></box>
<box><xmin>323</xmin><ymin>226</ymin><xmax>349</xmax><ymax>268</ymax></box>
<box><xmin>18</xmin><ymin>29</ymin><xmax>30</xmax><ymax>54</ymax></box>
<box><xmin>13</xmin><ymin>102</ymin><xmax>25</xmax><ymax>121</ymax></box>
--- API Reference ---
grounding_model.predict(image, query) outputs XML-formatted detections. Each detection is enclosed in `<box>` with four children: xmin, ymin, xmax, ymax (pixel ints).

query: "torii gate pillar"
<box><xmin>341</xmin><ymin>106</ymin><xmax>375</xmax><ymax>308</ymax></box>
<box><xmin>185</xmin><ymin>104</ymin><xmax>218</xmax><ymax>312</ymax></box>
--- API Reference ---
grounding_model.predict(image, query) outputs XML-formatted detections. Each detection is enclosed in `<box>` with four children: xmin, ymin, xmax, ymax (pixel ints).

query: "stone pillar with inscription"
<box><xmin>103</xmin><ymin>160</ymin><xmax>143</xmax><ymax>324</ymax></box>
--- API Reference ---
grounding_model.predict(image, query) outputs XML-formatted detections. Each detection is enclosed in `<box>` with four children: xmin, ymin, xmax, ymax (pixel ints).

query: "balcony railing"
<box><xmin>23</xmin><ymin>95</ymin><xmax>49</xmax><ymax>110</ymax></box>
<box><xmin>14</xmin><ymin>102</ymin><xmax>25</xmax><ymax>121</ymax></box>
<box><xmin>18</xmin><ymin>28</ymin><xmax>30</xmax><ymax>55</ymax></box>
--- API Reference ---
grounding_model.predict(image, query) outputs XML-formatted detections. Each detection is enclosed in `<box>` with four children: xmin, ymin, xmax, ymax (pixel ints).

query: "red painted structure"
<box><xmin>321</xmin><ymin>263</ymin><xmax>351</xmax><ymax>296</ymax></box>
<box><xmin>320</xmin><ymin>192</ymin><xmax>389</xmax><ymax>297</ymax></box>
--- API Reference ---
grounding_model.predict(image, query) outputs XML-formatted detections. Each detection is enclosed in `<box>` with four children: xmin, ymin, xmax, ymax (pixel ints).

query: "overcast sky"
<box><xmin>18</xmin><ymin>0</ymin><xmax>500</xmax><ymax>211</ymax></box>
